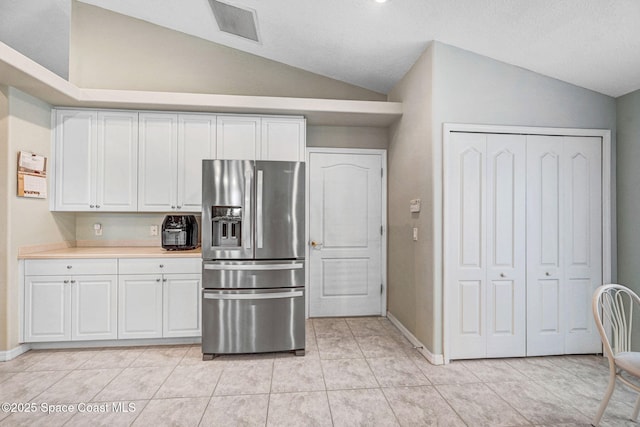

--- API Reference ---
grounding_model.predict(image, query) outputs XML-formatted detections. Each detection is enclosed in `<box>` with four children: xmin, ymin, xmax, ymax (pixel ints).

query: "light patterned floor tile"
<box><xmin>437</xmin><ymin>382</ymin><xmax>530</xmax><ymax>426</ymax></box>
<box><xmin>32</xmin><ymin>368</ymin><xmax>122</xmax><ymax>404</ymax></box>
<box><xmin>327</xmin><ymin>388</ymin><xmax>399</xmax><ymax>426</ymax></box>
<box><xmin>411</xmin><ymin>356</ymin><xmax>481</xmax><ymax>385</ymax></box>
<box><xmin>383</xmin><ymin>386</ymin><xmax>466</xmax><ymax>426</ymax></box>
<box><xmin>267</xmin><ymin>391</ymin><xmax>332</xmax><ymax>427</ymax></box>
<box><xmin>0</xmin><ymin>370</ymin><xmax>68</xmax><ymax>402</ymax></box>
<box><xmin>316</xmin><ymin>335</ymin><xmax>363</xmax><ymax>360</ymax></box>
<box><xmin>271</xmin><ymin>357</ymin><xmax>326</xmax><ymax>392</ymax></box>
<box><xmin>92</xmin><ymin>366</ymin><xmax>173</xmax><ymax>401</ymax></box>
<box><xmin>128</xmin><ymin>346</ymin><xmax>189</xmax><ymax>368</ymax></box>
<box><xmin>312</xmin><ymin>318</ymin><xmax>352</xmax><ymax>338</ymax></box>
<box><xmin>131</xmin><ymin>397</ymin><xmax>208</xmax><ymax>426</ymax></box>
<box><xmin>201</xmin><ymin>394</ymin><xmax>269</xmax><ymax>425</ymax></box>
<box><xmin>64</xmin><ymin>400</ymin><xmax>148</xmax><ymax>427</ymax></box>
<box><xmin>78</xmin><ymin>348</ymin><xmax>145</xmax><ymax>370</ymax></box>
<box><xmin>154</xmin><ymin>364</ymin><xmax>223</xmax><ymax>398</ymax></box>
<box><xmin>487</xmin><ymin>380</ymin><xmax>591</xmax><ymax>424</ymax></box>
<box><xmin>213</xmin><ymin>360</ymin><xmax>273</xmax><ymax>395</ymax></box>
<box><xmin>321</xmin><ymin>358</ymin><xmax>378</xmax><ymax>390</ymax></box>
<box><xmin>367</xmin><ymin>357</ymin><xmax>430</xmax><ymax>387</ymax></box>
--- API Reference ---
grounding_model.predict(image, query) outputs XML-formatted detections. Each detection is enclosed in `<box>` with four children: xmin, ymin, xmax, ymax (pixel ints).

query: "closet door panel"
<box><xmin>448</xmin><ymin>133</ymin><xmax>486</xmax><ymax>359</ymax></box>
<box><xmin>563</xmin><ymin>137</ymin><xmax>602</xmax><ymax>353</ymax></box>
<box><xmin>486</xmin><ymin>135</ymin><xmax>526</xmax><ymax>357</ymax></box>
<box><xmin>526</xmin><ymin>135</ymin><xmax>565</xmax><ymax>356</ymax></box>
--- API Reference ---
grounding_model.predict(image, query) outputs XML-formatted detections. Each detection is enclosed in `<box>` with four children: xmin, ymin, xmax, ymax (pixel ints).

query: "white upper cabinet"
<box><xmin>261</xmin><ymin>117</ymin><xmax>306</xmax><ymax>161</ymax></box>
<box><xmin>178</xmin><ymin>114</ymin><xmax>216</xmax><ymax>211</ymax></box>
<box><xmin>217</xmin><ymin>115</ymin><xmax>306</xmax><ymax>161</ymax></box>
<box><xmin>138</xmin><ymin>113</ymin><xmax>178</xmax><ymax>211</ymax></box>
<box><xmin>53</xmin><ymin>109</ymin><xmax>305</xmax><ymax>212</ymax></box>
<box><xmin>53</xmin><ymin>109</ymin><xmax>138</xmax><ymax>211</ymax></box>
<box><xmin>216</xmin><ymin>116</ymin><xmax>261</xmax><ymax>160</ymax></box>
<box><xmin>138</xmin><ymin>113</ymin><xmax>216</xmax><ymax>212</ymax></box>
<box><xmin>96</xmin><ymin>111</ymin><xmax>138</xmax><ymax>211</ymax></box>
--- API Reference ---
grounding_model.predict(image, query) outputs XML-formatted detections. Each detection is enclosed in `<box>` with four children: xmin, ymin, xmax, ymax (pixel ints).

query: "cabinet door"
<box><xmin>138</xmin><ymin>113</ymin><xmax>178</xmax><ymax>211</ymax></box>
<box><xmin>24</xmin><ymin>276</ymin><xmax>71</xmax><ymax>342</ymax></box>
<box><xmin>216</xmin><ymin>116</ymin><xmax>260</xmax><ymax>160</ymax></box>
<box><xmin>96</xmin><ymin>111</ymin><xmax>138</xmax><ymax>211</ymax></box>
<box><xmin>177</xmin><ymin>114</ymin><xmax>216</xmax><ymax>211</ymax></box>
<box><xmin>261</xmin><ymin>117</ymin><xmax>306</xmax><ymax>161</ymax></box>
<box><xmin>54</xmin><ymin>110</ymin><xmax>97</xmax><ymax>211</ymax></box>
<box><xmin>72</xmin><ymin>275</ymin><xmax>117</xmax><ymax>340</ymax></box>
<box><xmin>163</xmin><ymin>274</ymin><xmax>201</xmax><ymax>337</ymax></box>
<box><xmin>118</xmin><ymin>275</ymin><xmax>163</xmax><ymax>339</ymax></box>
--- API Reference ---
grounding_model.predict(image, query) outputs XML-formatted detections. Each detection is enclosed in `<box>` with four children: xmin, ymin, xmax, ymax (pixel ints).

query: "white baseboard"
<box><xmin>28</xmin><ymin>337</ymin><xmax>201</xmax><ymax>351</ymax></box>
<box><xmin>386</xmin><ymin>311</ymin><xmax>444</xmax><ymax>365</ymax></box>
<box><xmin>0</xmin><ymin>344</ymin><xmax>31</xmax><ymax>362</ymax></box>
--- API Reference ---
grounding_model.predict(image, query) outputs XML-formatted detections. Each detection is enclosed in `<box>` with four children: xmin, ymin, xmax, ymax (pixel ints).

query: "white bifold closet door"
<box><xmin>448</xmin><ymin>133</ymin><xmax>527</xmax><ymax>359</ymax></box>
<box><xmin>526</xmin><ymin>135</ymin><xmax>602</xmax><ymax>356</ymax></box>
<box><xmin>448</xmin><ymin>133</ymin><xmax>602</xmax><ymax>360</ymax></box>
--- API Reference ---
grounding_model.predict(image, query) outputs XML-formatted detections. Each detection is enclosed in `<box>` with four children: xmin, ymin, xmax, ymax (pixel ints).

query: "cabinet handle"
<box><xmin>96</xmin><ymin>205</ymin><xmax>101</xmax><ymax>208</ymax></box>
<box><xmin>177</xmin><ymin>205</ymin><xmax>182</xmax><ymax>209</ymax></box>
<box><xmin>156</xmin><ymin>278</ymin><xmax>161</xmax><ymax>282</ymax></box>
<box><xmin>500</xmin><ymin>273</ymin><xmax>506</xmax><ymax>278</ymax></box>
<box><xmin>63</xmin><ymin>280</ymin><xmax>69</xmax><ymax>284</ymax></box>
<box><xmin>545</xmin><ymin>272</ymin><xmax>551</xmax><ymax>276</ymax></box>
<box><xmin>163</xmin><ymin>278</ymin><xmax>167</xmax><ymax>282</ymax></box>
<box><xmin>70</xmin><ymin>280</ymin><xmax>76</xmax><ymax>284</ymax></box>
<box><xmin>66</xmin><ymin>265</ymin><xmax>72</xmax><ymax>269</ymax></box>
<box><xmin>171</xmin><ymin>205</ymin><xmax>176</xmax><ymax>209</ymax></box>
<box><xmin>159</xmin><ymin>264</ymin><xmax>164</xmax><ymax>268</ymax></box>
<box><xmin>90</xmin><ymin>204</ymin><xmax>95</xmax><ymax>208</ymax></box>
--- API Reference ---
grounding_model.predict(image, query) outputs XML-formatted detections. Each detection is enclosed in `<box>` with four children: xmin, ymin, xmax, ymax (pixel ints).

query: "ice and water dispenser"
<box><xmin>210</xmin><ymin>206</ymin><xmax>242</xmax><ymax>247</ymax></box>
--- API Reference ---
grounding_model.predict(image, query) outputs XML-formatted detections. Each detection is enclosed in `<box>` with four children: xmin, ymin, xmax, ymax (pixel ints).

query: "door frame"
<box><xmin>442</xmin><ymin>123</ymin><xmax>613</xmax><ymax>363</ymax></box>
<box><xmin>305</xmin><ymin>147</ymin><xmax>388</xmax><ymax>318</ymax></box>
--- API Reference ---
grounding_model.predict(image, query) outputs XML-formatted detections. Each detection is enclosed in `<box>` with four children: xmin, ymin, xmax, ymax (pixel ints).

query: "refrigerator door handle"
<box><xmin>203</xmin><ymin>263</ymin><xmax>303</xmax><ymax>271</ymax></box>
<box><xmin>256</xmin><ymin>169</ymin><xmax>264</xmax><ymax>249</ymax></box>
<box><xmin>244</xmin><ymin>170</ymin><xmax>252</xmax><ymax>250</ymax></box>
<box><xmin>203</xmin><ymin>290</ymin><xmax>303</xmax><ymax>300</ymax></box>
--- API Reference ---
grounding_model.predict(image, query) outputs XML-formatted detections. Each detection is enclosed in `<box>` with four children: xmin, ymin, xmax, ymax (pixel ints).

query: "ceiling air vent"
<box><xmin>208</xmin><ymin>0</ymin><xmax>260</xmax><ymax>42</ymax></box>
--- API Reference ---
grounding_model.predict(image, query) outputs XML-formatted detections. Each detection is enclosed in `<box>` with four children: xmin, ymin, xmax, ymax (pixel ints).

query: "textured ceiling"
<box><xmin>71</xmin><ymin>0</ymin><xmax>640</xmax><ymax>97</ymax></box>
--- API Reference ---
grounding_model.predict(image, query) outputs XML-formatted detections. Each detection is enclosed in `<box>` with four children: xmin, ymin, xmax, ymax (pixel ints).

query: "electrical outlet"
<box><xmin>412</xmin><ymin>227</ymin><xmax>418</xmax><ymax>241</ymax></box>
<box><xmin>150</xmin><ymin>225</ymin><xmax>159</xmax><ymax>236</ymax></box>
<box><xmin>94</xmin><ymin>223</ymin><xmax>102</xmax><ymax>237</ymax></box>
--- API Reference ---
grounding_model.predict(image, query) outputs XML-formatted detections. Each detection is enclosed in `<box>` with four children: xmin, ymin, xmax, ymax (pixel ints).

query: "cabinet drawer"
<box><xmin>25</xmin><ymin>259</ymin><xmax>118</xmax><ymax>276</ymax></box>
<box><xmin>119</xmin><ymin>258</ymin><xmax>201</xmax><ymax>275</ymax></box>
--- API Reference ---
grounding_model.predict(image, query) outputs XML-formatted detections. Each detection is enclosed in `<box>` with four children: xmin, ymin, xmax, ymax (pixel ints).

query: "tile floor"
<box><xmin>0</xmin><ymin>317</ymin><xmax>637</xmax><ymax>426</ymax></box>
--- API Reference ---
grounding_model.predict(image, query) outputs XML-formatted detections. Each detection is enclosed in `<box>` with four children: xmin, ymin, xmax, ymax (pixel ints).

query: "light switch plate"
<box><xmin>410</xmin><ymin>199</ymin><xmax>421</xmax><ymax>213</ymax></box>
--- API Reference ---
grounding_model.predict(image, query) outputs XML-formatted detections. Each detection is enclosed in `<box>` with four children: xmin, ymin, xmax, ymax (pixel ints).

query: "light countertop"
<box><xmin>19</xmin><ymin>246</ymin><xmax>202</xmax><ymax>259</ymax></box>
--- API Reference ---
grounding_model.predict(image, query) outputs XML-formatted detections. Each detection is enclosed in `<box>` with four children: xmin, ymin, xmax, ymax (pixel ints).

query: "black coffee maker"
<box><xmin>162</xmin><ymin>215</ymin><xmax>199</xmax><ymax>250</ymax></box>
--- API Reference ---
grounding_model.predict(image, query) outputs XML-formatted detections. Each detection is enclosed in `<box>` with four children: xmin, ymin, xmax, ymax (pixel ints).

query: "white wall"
<box><xmin>387</xmin><ymin>44</ymin><xmax>433</xmax><ymax>346</ymax></box>
<box><xmin>386</xmin><ymin>41</ymin><xmax>617</xmax><ymax>357</ymax></box>
<box><xmin>1</xmin><ymin>88</ymin><xmax>75</xmax><ymax>351</ymax></box>
<box><xmin>616</xmin><ymin>88</ymin><xmax>640</xmax><ymax>349</ymax></box>
<box><xmin>69</xmin><ymin>1</ymin><xmax>384</xmax><ymax>102</ymax></box>
<box><xmin>0</xmin><ymin>0</ymin><xmax>70</xmax><ymax>79</ymax></box>
<box><xmin>429</xmin><ymin>42</ymin><xmax>616</xmax><ymax>355</ymax></box>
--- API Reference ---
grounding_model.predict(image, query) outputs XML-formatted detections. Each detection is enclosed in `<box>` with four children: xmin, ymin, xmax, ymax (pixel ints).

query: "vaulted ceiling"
<box><xmin>4</xmin><ymin>0</ymin><xmax>640</xmax><ymax>98</ymax></box>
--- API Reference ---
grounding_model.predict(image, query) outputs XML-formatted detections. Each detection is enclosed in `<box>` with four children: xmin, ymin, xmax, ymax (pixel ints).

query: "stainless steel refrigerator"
<box><xmin>201</xmin><ymin>159</ymin><xmax>305</xmax><ymax>359</ymax></box>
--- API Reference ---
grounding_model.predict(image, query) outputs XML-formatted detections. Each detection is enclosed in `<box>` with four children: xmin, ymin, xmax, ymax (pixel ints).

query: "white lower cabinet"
<box><xmin>24</xmin><ymin>270</ymin><xmax>117</xmax><ymax>342</ymax></box>
<box><xmin>23</xmin><ymin>257</ymin><xmax>201</xmax><ymax>343</ymax></box>
<box><xmin>118</xmin><ymin>275</ymin><xmax>164</xmax><ymax>339</ymax></box>
<box><xmin>118</xmin><ymin>259</ymin><xmax>201</xmax><ymax>339</ymax></box>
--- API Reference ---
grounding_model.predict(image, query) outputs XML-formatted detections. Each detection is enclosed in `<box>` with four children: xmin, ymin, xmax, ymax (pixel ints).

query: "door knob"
<box><xmin>545</xmin><ymin>272</ymin><xmax>551</xmax><ymax>276</ymax></box>
<box><xmin>311</xmin><ymin>241</ymin><xmax>323</xmax><ymax>249</ymax></box>
<box><xmin>500</xmin><ymin>273</ymin><xmax>506</xmax><ymax>278</ymax></box>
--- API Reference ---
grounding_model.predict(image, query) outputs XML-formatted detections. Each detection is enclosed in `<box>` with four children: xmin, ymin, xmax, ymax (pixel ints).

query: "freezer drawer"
<box><xmin>202</xmin><ymin>288</ymin><xmax>305</xmax><ymax>356</ymax></box>
<box><xmin>202</xmin><ymin>260</ymin><xmax>304</xmax><ymax>289</ymax></box>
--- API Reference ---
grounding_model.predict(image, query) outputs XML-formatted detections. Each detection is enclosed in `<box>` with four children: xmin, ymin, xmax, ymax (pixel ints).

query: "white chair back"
<box><xmin>593</xmin><ymin>284</ymin><xmax>640</xmax><ymax>357</ymax></box>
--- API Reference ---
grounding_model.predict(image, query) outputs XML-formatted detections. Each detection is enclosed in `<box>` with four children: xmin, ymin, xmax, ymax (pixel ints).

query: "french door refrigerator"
<box><xmin>201</xmin><ymin>159</ymin><xmax>305</xmax><ymax>359</ymax></box>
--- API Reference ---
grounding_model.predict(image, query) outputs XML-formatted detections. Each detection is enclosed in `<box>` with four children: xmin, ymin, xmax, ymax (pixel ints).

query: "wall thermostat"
<box><xmin>410</xmin><ymin>199</ymin><xmax>421</xmax><ymax>213</ymax></box>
